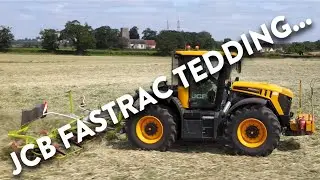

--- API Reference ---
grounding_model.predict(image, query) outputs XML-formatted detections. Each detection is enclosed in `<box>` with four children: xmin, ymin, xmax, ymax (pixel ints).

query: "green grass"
<box><xmin>1</xmin><ymin>48</ymin><xmax>159</xmax><ymax>56</ymax></box>
<box><xmin>3</xmin><ymin>48</ymin><xmax>320</xmax><ymax>59</ymax></box>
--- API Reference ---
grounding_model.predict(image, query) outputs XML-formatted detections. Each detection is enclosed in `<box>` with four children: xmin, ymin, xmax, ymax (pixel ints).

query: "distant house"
<box><xmin>145</xmin><ymin>40</ymin><xmax>156</xmax><ymax>49</ymax></box>
<box><xmin>260</xmin><ymin>47</ymin><xmax>284</xmax><ymax>53</ymax></box>
<box><xmin>120</xmin><ymin>27</ymin><xmax>156</xmax><ymax>49</ymax></box>
<box><xmin>129</xmin><ymin>39</ymin><xmax>147</xmax><ymax>49</ymax></box>
<box><xmin>260</xmin><ymin>47</ymin><xmax>274</xmax><ymax>53</ymax></box>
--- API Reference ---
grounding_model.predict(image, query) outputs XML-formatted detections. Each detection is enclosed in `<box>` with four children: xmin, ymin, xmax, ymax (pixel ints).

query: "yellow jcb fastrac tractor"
<box><xmin>124</xmin><ymin>49</ymin><xmax>316</xmax><ymax>156</ymax></box>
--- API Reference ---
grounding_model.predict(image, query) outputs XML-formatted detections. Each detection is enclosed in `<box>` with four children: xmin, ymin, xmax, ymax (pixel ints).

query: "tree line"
<box><xmin>1</xmin><ymin>21</ymin><xmax>320</xmax><ymax>56</ymax></box>
<box><xmin>0</xmin><ymin>20</ymin><xmax>230</xmax><ymax>56</ymax></box>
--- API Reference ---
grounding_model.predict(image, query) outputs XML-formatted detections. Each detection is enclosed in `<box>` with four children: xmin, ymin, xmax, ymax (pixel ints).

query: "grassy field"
<box><xmin>3</xmin><ymin>48</ymin><xmax>320</xmax><ymax>58</ymax></box>
<box><xmin>0</xmin><ymin>54</ymin><xmax>320</xmax><ymax>180</ymax></box>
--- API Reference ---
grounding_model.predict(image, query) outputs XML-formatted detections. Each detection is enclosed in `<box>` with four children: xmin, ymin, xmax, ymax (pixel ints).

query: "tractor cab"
<box><xmin>171</xmin><ymin>49</ymin><xmax>241</xmax><ymax>111</ymax></box>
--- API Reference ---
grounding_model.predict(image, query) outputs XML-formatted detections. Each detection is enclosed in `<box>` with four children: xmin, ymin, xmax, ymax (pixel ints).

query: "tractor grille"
<box><xmin>278</xmin><ymin>94</ymin><xmax>292</xmax><ymax>115</ymax></box>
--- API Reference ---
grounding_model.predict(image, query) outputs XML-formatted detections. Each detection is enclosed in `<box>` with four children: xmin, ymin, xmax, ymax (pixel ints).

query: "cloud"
<box><xmin>0</xmin><ymin>0</ymin><xmax>318</xmax><ymax>42</ymax></box>
<box><xmin>18</xmin><ymin>13</ymin><xmax>35</xmax><ymax>20</ymax></box>
<box><xmin>52</xmin><ymin>2</ymin><xmax>69</xmax><ymax>13</ymax></box>
<box><xmin>260</xmin><ymin>2</ymin><xmax>288</xmax><ymax>11</ymax></box>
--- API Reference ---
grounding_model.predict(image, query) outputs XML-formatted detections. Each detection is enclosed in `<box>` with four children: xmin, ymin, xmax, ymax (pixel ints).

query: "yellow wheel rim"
<box><xmin>136</xmin><ymin>116</ymin><xmax>163</xmax><ymax>144</ymax></box>
<box><xmin>237</xmin><ymin>118</ymin><xmax>267</xmax><ymax>148</ymax></box>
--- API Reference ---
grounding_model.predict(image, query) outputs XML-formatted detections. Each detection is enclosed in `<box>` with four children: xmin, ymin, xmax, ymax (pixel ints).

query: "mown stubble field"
<box><xmin>0</xmin><ymin>54</ymin><xmax>320</xmax><ymax>180</ymax></box>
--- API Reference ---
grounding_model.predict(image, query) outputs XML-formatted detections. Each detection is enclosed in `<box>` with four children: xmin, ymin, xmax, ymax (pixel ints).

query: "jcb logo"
<box><xmin>192</xmin><ymin>94</ymin><xmax>207</xmax><ymax>99</ymax></box>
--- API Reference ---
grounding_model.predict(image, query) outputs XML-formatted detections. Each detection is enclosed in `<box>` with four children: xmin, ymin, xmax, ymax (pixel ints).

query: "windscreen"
<box><xmin>171</xmin><ymin>55</ymin><xmax>221</xmax><ymax>86</ymax></box>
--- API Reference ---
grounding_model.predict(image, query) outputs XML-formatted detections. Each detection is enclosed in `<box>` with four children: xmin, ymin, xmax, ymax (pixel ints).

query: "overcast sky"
<box><xmin>0</xmin><ymin>0</ymin><xmax>319</xmax><ymax>42</ymax></box>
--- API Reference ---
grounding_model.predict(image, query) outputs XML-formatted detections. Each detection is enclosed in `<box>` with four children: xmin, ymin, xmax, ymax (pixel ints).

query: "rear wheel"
<box><xmin>223</xmin><ymin>105</ymin><xmax>281</xmax><ymax>156</ymax></box>
<box><xmin>126</xmin><ymin>105</ymin><xmax>177</xmax><ymax>151</ymax></box>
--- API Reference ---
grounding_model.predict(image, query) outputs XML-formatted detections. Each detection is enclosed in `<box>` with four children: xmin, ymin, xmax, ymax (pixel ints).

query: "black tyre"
<box><xmin>125</xmin><ymin>104</ymin><xmax>177</xmax><ymax>151</ymax></box>
<box><xmin>223</xmin><ymin>105</ymin><xmax>281</xmax><ymax>156</ymax></box>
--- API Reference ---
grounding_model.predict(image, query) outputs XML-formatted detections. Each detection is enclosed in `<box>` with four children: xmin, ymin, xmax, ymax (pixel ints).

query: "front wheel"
<box><xmin>125</xmin><ymin>105</ymin><xmax>177</xmax><ymax>151</ymax></box>
<box><xmin>223</xmin><ymin>105</ymin><xmax>281</xmax><ymax>156</ymax></box>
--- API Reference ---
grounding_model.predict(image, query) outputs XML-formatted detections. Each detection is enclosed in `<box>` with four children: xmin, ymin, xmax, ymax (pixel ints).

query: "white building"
<box><xmin>120</xmin><ymin>27</ymin><xmax>156</xmax><ymax>49</ymax></box>
<box><xmin>129</xmin><ymin>39</ymin><xmax>147</xmax><ymax>49</ymax></box>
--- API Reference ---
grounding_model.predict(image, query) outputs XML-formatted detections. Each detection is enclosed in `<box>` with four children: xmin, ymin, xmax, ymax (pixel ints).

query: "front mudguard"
<box><xmin>226</xmin><ymin>97</ymin><xmax>268</xmax><ymax>116</ymax></box>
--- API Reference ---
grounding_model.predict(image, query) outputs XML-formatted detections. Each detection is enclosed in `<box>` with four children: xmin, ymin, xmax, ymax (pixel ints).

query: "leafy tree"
<box><xmin>196</xmin><ymin>31</ymin><xmax>215</xmax><ymax>49</ymax></box>
<box><xmin>21</xmin><ymin>40</ymin><xmax>40</xmax><ymax>48</ymax></box>
<box><xmin>63</xmin><ymin>42</ymin><xmax>69</xmax><ymax>48</ymax></box>
<box><xmin>60</xmin><ymin>20</ymin><xmax>96</xmax><ymax>54</ymax></box>
<box><xmin>0</xmin><ymin>26</ymin><xmax>14</xmax><ymax>50</ymax></box>
<box><xmin>280</xmin><ymin>40</ymin><xmax>320</xmax><ymax>54</ymax></box>
<box><xmin>129</xmin><ymin>26</ymin><xmax>140</xmax><ymax>39</ymax></box>
<box><xmin>156</xmin><ymin>30</ymin><xmax>184</xmax><ymax>55</ymax></box>
<box><xmin>214</xmin><ymin>40</ymin><xmax>224</xmax><ymax>49</ymax></box>
<box><xmin>94</xmin><ymin>26</ymin><xmax>120</xmax><ymax>49</ymax></box>
<box><xmin>116</xmin><ymin>37</ymin><xmax>129</xmax><ymax>49</ymax></box>
<box><xmin>315</xmin><ymin>40</ymin><xmax>320</xmax><ymax>50</ymax></box>
<box><xmin>285</xmin><ymin>42</ymin><xmax>305</xmax><ymax>54</ymax></box>
<box><xmin>142</xmin><ymin>28</ymin><xmax>157</xmax><ymax>40</ymax></box>
<box><xmin>260</xmin><ymin>41</ymin><xmax>274</xmax><ymax>49</ymax></box>
<box><xmin>182</xmin><ymin>32</ymin><xmax>197</xmax><ymax>47</ymax></box>
<box><xmin>223</xmin><ymin>38</ymin><xmax>232</xmax><ymax>43</ymax></box>
<box><xmin>39</xmin><ymin>29</ymin><xmax>59</xmax><ymax>51</ymax></box>
<box><xmin>302</xmin><ymin>41</ymin><xmax>316</xmax><ymax>52</ymax></box>
<box><xmin>155</xmin><ymin>30</ymin><xmax>217</xmax><ymax>55</ymax></box>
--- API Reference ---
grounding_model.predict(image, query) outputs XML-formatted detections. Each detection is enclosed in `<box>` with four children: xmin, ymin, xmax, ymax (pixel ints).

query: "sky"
<box><xmin>0</xmin><ymin>0</ymin><xmax>319</xmax><ymax>42</ymax></box>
